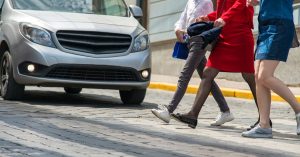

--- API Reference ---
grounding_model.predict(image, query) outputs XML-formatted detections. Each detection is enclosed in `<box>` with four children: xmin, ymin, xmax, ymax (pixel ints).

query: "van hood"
<box><xmin>19</xmin><ymin>10</ymin><xmax>139</xmax><ymax>27</ymax></box>
<box><xmin>16</xmin><ymin>10</ymin><xmax>143</xmax><ymax>35</ymax></box>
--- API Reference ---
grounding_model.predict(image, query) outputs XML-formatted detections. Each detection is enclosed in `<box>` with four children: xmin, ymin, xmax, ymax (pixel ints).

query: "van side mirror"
<box><xmin>129</xmin><ymin>5</ymin><xmax>143</xmax><ymax>19</ymax></box>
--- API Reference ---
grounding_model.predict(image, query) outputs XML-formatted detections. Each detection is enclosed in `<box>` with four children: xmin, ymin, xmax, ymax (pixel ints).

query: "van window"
<box><xmin>11</xmin><ymin>0</ymin><xmax>128</xmax><ymax>17</ymax></box>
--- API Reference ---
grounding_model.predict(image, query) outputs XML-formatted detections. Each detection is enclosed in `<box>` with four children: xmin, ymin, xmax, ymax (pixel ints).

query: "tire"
<box><xmin>0</xmin><ymin>51</ymin><xmax>25</xmax><ymax>100</ymax></box>
<box><xmin>119</xmin><ymin>89</ymin><xmax>146</xmax><ymax>105</ymax></box>
<box><xmin>64</xmin><ymin>87</ymin><xmax>82</xmax><ymax>94</ymax></box>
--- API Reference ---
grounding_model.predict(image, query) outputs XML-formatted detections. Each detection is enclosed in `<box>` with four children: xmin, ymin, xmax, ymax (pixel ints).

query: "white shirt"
<box><xmin>174</xmin><ymin>0</ymin><xmax>214</xmax><ymax>31</ymax></box>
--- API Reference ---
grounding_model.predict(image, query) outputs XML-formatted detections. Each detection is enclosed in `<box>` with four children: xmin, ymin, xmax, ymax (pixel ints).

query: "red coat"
<box><xmin>206</xmin><ymin>0</ymin><xmax>255</xmax><ymax>73</ymax></box>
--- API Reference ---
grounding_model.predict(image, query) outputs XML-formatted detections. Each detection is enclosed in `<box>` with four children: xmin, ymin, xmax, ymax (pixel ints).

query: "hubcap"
<box><xmin>1</xmin><ymin>56</ymin><xmax>9</xmax><ymax>94</ymax></box>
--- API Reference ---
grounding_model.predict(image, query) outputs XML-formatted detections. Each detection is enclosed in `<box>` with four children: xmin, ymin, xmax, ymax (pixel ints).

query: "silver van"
<box><xmin>0</xmin><ymin>0</ymin><xmax>151</xmax><ymax>104</ymax></box>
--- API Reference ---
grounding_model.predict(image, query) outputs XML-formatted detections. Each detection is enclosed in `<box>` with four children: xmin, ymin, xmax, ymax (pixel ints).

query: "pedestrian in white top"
<box><xmin>151</xmin><ymin>0</ymin><xmax>234</xmax><ymax>126</ymax></box>
<box><xmin>174</xmin><ymin>0</ymin><xmax>213</xmax><ymax>42</ymax></box>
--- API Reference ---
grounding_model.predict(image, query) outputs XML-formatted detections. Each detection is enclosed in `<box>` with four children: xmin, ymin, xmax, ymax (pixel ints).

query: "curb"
<box><xmin>149</xmin><ymin>82</ymin><xmax>300</xmax><ymax>103</ymax></box>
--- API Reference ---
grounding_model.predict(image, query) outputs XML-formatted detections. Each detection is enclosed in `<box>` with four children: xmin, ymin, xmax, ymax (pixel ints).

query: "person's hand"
<box><xmin>247</xmin><ymin>0</ymin><xmax>260</xmax><ymax>6</ymax></box>
<box><xmin>195</xmin><ymin>16</ymin><xmax>209</xmax><ymax>22</ymax></box>
<box><xmin>175</xmin><ymin>30</ymin><xmax>185</xmax><ymax>43</ymax></box>
<box><xmin>214</xmin><ymin>18</ymin><xmax>226</xmax><ymax>27</ymax></box>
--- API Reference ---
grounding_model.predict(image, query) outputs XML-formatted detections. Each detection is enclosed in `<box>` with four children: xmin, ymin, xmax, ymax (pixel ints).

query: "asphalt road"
<box><xmin>0</xmin><ymin>87</ymin><xmax>299</xmax><ymax>157</ymax></box>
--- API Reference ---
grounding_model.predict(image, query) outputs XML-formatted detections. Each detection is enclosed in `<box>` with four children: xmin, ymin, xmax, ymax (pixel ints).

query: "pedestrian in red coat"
<box><xmin>171</xmin><ymin>0</ymin><xmax>271</xmax><ymax>129</ymax></box>
<box><xmin>206</xmin><ymin>0</ymin><xmax>254</xmax><ymax>73</ymax></box>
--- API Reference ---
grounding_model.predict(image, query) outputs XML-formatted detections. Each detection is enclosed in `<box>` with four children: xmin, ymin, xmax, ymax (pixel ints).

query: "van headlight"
<box><xmin>132</xmin><ymin>31</ymin><xmax>149</xmax><ymax>52</ymax></box>
<box><xmin>20</xmin><ymin>23</ymin><xmax>55</xmax><ymax>48</ymax></box>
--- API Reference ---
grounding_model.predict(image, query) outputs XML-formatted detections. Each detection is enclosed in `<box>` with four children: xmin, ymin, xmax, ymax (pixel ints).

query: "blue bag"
<box><xmin>172</xmin><ymin>42</ymin><xmax>189</xmax><ymax>60</ymax></box>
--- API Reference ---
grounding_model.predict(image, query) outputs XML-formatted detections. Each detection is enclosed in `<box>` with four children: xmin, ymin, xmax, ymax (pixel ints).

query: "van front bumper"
<box><xmin>11</xmin><ymin>40</ymin><xmax>151</xmax><ymax>90</ymax></box>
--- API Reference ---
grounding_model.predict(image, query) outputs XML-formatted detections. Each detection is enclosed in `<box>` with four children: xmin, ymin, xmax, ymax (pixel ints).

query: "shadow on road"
<box><xmin>207</xmin><ymin>125</ymin><xmax>300</xmax><ymax>141</ymax></box>
<box><xmin>19</xmin><ymin>90</ymin><xmax>157</xmax><ymax>110</ymax></box>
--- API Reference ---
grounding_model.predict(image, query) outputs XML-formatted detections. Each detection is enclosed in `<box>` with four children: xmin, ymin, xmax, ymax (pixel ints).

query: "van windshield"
<box><xmin>11</xmin><ymin>0</ymin><xmax>129</xmax><ymax>17</ymax></box>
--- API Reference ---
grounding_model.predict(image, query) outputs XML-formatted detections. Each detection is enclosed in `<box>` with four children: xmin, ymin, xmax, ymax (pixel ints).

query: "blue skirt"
<box><xmin>255</xmin><ymin>19</ymin><xmax>294</xmax><ymax>62</ymax></box>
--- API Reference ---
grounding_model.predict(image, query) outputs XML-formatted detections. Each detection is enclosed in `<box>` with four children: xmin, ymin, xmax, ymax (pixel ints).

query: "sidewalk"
<box><xmin>149</xmin><ymin>74</ymin><xmax>300</xmax><ymax>102</ymax></box>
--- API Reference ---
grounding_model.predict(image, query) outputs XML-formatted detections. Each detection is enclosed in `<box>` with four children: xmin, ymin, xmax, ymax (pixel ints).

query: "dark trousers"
<box><xmin>168</xmin><ymin>43</ymin><xmax>229</xmax><ymax>113</ymax></box>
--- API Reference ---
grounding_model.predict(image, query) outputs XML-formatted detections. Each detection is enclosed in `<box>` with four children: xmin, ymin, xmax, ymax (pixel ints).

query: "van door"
<box><xmin>0</xmin><ymin>0</ymin><xmax>4</xmax><ymax>25</ymax></box>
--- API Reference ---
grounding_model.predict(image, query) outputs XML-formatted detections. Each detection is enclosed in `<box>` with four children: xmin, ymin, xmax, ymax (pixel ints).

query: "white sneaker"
<box><xmin>242</xmin><ymin>125</ymin><xmax>273</xmax><ymax>138</ymax></box>
<box><xmin>211</xmin><ymin>111</ymin><xmax>234</xmax><ymax>126</ymax></box>
<box><xmin>151</xmin><ymin>105</ymin><xmax>171</xmax><ymax>123</ymax></box>
<box><xmin>296</xmin><ymin>113</ymin><xmax>300</xmax><ymax>135</ymax></box>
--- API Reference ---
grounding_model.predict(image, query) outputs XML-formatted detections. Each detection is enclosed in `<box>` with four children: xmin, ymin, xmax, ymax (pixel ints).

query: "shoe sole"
<box><xmin>188</xmin><ymin>124</ymin><xmax>196</xmax><ymax>129</ymax></box>
<box><xmin>151</xmin><ymin>110</ymin><xmax>170</xmax><ymax>123</ymax></box>
<box><xmin>241</xmin><ymin>134</ymin><xmax>273</xmax><ymax>139</ymax></box>
<box><xmin>171</xmin><ymin>114</ymin><xmax>196</xmax><ymax>129</ymax></box>
<box><xmin>211</xmin><ymin>116</ymin><xmax>235</xmax><ymax>126</ymax></box>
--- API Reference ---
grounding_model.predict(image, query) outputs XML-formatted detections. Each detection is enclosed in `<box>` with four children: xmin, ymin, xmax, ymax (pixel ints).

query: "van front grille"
<box><xmin>46</xmin><ymin>66</ymin><xmax>138</xmax><ymax>82</ymax></box>
<box><xmin>56</xmin><ymin>31</ymin><xmax>132</xmax><ymax>54</ymax></box>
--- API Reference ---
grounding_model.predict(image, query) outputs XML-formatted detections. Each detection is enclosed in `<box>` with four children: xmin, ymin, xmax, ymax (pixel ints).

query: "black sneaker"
<box><xmin>171</xmin><ymin>113</ymin><xmax>198</xmax><ymax>129</ymax></box>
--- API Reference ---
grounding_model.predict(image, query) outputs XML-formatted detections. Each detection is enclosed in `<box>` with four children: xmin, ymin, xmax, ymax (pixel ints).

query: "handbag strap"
<box><xmin>187</xmin><ymin>1</ymin><xmax>203</xmax><ymax>24</ymax></box>
<box><xmin>217</xmin><ymin>0</ymin><xmax>227</xmax><ymax>18</ymax></box>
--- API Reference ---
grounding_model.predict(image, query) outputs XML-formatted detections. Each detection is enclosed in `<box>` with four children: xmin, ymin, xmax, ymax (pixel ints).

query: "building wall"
<box><xmin>148</xmin><ymin>0</ymin><xmax>187</xmax><ymax>43</ymax></box>
<box><xmin>149</xmin><ymin>0</ymin><xmax>300</xmax><ymax>85</ymax></box>
<box><xmin>149</xmin><ymin>0</ymin><xmax>187</xmax><ymax>79</ymax></box>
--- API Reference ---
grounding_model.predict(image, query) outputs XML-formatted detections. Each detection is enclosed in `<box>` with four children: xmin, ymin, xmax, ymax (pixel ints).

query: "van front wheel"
<box><xmin>0</xmin><ymin>51</ymin><xmax>25</xmax><ymax>100</ymax></box>
<box><xmin>119</xmin><ymin>89</ymin><xmax>146</xmax><ymax>105</ymax></box>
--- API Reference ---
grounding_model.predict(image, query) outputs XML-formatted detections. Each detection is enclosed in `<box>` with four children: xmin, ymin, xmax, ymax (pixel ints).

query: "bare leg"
<box><xmin>256</xmin><ymin>60</ymin><xmax>300</xmax><ymax>128</ymax></box>
<box><xmin>185</xmin><ymin>67</ymin><xmax>220</xmax><ymax>119</ymax></box>
<box><xmin>242</xmin><ymin>72</ymin><xmax>264</xmax><ymax>127</ymax></box>
<box><xmin>197</xmin><ymin>58</ymin><xmax>230</xmax><ymax>113</ymax></box>
<box><xmin>255</xmin><ymin>60</ymin><xmax>272</xmax><ymax>128</ymax></box>
<box><xmin>241</xmin><ymin>73</ymin><xmax>258</xmax><ymax>106</ymax></box>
